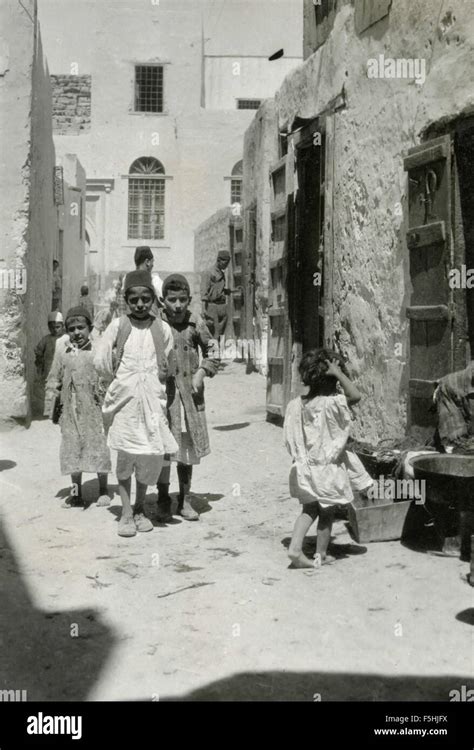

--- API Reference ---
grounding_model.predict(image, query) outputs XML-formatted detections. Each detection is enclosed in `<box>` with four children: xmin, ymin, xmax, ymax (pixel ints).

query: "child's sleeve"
<box><xmin>93</xmin><ymin>317</ymin><xmax>119</xmax><ymax>380</ymax></box>
<box><xmin>45</xmin><ymin>350</ymin><xmax>65</xmax><ymax>417</ymax></box>
<box><xmin>195</xmin><ymin>314</ymin><xmax>219</xmax><ymax>377</ymax></box>
<box><xmin>329</xmin><ymin>393</ymin><xmax>352</xmax><ymax>427</ymax></box>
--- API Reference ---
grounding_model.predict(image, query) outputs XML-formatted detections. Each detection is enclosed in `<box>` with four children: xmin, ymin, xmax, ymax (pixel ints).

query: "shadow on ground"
<box><xmin>0</xmin><ymin>516</ymin><xmax>116</xmax><ymax>700</ymax></box>
<box><xmin>159</xmin><ymin>670</ymin><xmax>474</xmax><ymax>701</ymax></box>
<box><xmin>213</xmin><ymin>422</ymin><xmax>250</xmax><ymax>431</ymax></box>
<box><xmin>281</xmin><ymin>534</ymin><xmax>368</xmax><ymax>561</ymax></box>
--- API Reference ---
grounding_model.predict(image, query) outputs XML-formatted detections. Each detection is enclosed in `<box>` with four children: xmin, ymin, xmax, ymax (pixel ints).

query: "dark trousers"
<box><xmin>204</xmin><ymin>301</ymin><xmax>228</xmax><ymax>338</ymax></box>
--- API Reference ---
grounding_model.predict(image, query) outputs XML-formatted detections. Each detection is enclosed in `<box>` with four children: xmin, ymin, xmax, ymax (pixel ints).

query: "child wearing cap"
<box><xmin>34</xmin><ymin>311</ymin><xmax>70</xmax><ymax>416</ymax></box>
<box><xmin>46</xmin><ymin>306</ymin><xmax>112</xmax><ymax>508</ymax></box>
<box><xmin>156</xmin><ymin>273</ymin><xmax>219</xmax><ymax>522</ymax></box>
<box><xmin>94</xmin><ymin>270</ymin><xmax>178</xmax><ymax>537</ymax></box>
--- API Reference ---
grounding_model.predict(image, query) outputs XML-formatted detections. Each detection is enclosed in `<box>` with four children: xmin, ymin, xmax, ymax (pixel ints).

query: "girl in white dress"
<box><xmin>283</xmin><ymin>349</ymin><xmax>372</xmax><ymax>568</ymax></box>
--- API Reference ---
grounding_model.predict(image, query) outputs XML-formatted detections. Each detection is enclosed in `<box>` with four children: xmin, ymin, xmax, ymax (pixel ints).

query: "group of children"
<box><xmin>45</xmin><ymin>270</ymin><xmax>219</xmax><ymax>538</ymax></box>
<box><xmin>43</xmin><ymin>264</ymin><xmax>372</xmax><ymax>562</ymax></box>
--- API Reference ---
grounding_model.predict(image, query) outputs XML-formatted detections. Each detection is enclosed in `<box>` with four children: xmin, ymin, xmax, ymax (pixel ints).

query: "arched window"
<box><xmin>128</xmin><ymin>157</ymin><xmax>166</xmax><ymax>240</ymax></box>
<box><xmin>231</xmin><ymin>160</ymin><xmax>243</xmax><ymax>206</ymax></box>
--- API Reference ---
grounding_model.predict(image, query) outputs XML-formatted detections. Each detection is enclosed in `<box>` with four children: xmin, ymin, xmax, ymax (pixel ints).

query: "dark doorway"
<box><xmin>295</xmin><ymin>128</ymin><xmax>326</xmax><ymax>353</ymax></box>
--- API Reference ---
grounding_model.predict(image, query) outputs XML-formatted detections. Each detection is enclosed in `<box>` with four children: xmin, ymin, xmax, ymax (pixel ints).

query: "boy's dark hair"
<box><xmin>134</xmin><ymin>246</ymin><xmax>153</xmax><ymax>267</ymax></box>
<box><xmin>299</xmin><ymin>348</ymin><xmax>349</xmax><ymax>389</ymax></box>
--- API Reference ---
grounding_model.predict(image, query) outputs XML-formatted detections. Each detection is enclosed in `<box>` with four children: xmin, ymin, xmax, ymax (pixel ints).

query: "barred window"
<box><xmin>237</xmin><ymin>99</ymin><xmax>262</xmax><ymax>110</ymax></box>
<box><xmin>230</xmin><ymin>160</ymin><xmax>243</xmax><ymax>205</ymax></box>
<box><xmin>134</xmin><ymin>65</ymin><xmax>164</xmax><ymax>113</ymax></box>
<box><xmin>128</xmin><ymin>157</ymin><xmax>166</xmax><ymax>240</ymax></box>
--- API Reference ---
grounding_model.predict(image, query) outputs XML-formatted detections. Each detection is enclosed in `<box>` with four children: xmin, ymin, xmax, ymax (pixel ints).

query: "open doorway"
<box><xmin>294</xmin><ymin>122</ymin><xmax>326</xmax><ymax>353</ymax></box>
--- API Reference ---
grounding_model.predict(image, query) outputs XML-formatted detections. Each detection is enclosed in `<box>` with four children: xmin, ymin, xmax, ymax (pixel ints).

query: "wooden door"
<box><xmin>266</xmin><ymin>158</ymin><xmax>290</xmax><ymax>419</ymax></box>
<box><xmin>403</xmin><ymin>135</ymin><xmax>453</xmax><ymax>437</ymax></box>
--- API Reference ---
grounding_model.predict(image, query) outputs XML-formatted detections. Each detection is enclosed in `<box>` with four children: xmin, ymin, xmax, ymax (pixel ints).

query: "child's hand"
<box><xmin>325</xmin><ymin>358</ymin><xmax>343</xmax><ymax>378</ymax></box>
<box><xmin>192</xmin><ymin>371</ymin><xmax>205</xmax><ymax>395</ymax></box>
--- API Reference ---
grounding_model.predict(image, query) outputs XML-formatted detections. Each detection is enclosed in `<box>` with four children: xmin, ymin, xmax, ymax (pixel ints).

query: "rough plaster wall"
<box><xmin>51</xmin><ymin>74</ymin><xmax>91</xmax><ymax>134</ymax></box>
<box><xmin>59</xmin><ymin>154</ymin><xmax>86</xmax><ymax>313</ymax></box>
<box><xmin>243</xmin><ymin>100</ymin><xmax>279</xmax><ymax>369</ymax></box>
<box><xmin>0</xmin><ymin>1</ymin><xmax>56</xmax><ymax>427</ymax></box>
<box><xmin>272</xmin><ymin>0</ymin><xmax>474</xmax><ymax>444</ymax></box>
<box><xmin>26</xmin><ymin>21</ymin><xmax>58</xmax><ymax>422</ymax></box>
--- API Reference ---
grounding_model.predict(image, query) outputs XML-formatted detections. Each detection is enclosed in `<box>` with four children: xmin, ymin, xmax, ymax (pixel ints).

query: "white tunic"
<box><xmin>283</xmin><ymin>394</ymin><xmax>372</xmax><ymax>506</ymax></box>
<box><xmin>94</xmin><ymin>317</ymin><xmax>178</xmax><ymax>456</ymax></box>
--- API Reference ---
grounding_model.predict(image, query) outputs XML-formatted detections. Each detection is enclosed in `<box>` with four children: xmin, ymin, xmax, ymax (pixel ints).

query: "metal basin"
<box><xmin>410</xmin><ymin>455</ymin><xmax>474</xmax><ymax>508</ymax></box>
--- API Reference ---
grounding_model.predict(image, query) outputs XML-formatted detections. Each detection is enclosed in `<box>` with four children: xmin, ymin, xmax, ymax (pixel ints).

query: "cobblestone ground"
<box><xmin>0</xmin><ymin>363</ymin><xmax>472</xmax><ymax>701</ymax></box>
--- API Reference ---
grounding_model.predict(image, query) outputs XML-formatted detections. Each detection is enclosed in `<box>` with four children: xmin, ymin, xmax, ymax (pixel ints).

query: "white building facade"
<box><xmin>38</xmin><ymin>0</ymin><xmax>302</xmax><ymax>296</ymax></box>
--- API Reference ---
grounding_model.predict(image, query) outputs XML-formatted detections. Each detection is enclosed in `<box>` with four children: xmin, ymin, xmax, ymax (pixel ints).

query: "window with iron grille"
<box><xmin>134</xmin><ymin>65</ymin><xmax>164</xmax><ymax>113</ymax></box>
<box><xmin>237</xmin><ymin>99</ymin><xmax>262</xmax><ymax>110</ymax></box>
<box><xmin>231</xmin><ymin>179</ymin><xmax>242</xmax><ymax>205</ymax></box>
<box><xmin>230</xmin><ymin>160</ymin><xmax>243</xmax><ymax>205</ymax></box>
<box><xmin>128</xmin><ymin>157</ymin><xmax>166</xmax><ymax>240</ymax></box>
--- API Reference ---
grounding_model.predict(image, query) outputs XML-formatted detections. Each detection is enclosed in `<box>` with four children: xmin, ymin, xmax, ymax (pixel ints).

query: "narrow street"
<box><xmin>0</xmin><ymin>364</ymin><xmax>471</xmax><ymax>702</ymax></box>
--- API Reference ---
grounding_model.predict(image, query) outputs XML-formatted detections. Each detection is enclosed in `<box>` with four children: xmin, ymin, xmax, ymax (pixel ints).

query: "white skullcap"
<box><xmin>48</xmin><ymin>311</ymin><xmax>63</xmax><ymax>323</ymax></box>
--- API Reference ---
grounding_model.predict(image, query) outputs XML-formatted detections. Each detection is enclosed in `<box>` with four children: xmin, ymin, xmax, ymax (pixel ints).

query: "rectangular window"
<box><xmin>272</xmin><ymin>166</ymin><xmax>286</xmax><ymax>201</ymax></box>
<box><xmin>237</xmin><ymin>99</ymin><xmax>262</xmax><ymax>110</ymax></box>
<box><xmin>231</xmin><ymin>178</ymin><xmax>242</xmax><ymax>205</ymax></box>
<box><xmin>134</xmin><ymin>65</ymin><xmax>164</xmax><ymax>113</ymax></box>
<box><xmin>128</xmin><ymin>178</ymin><xmax>165</xmax><ymax>240</ymax></box>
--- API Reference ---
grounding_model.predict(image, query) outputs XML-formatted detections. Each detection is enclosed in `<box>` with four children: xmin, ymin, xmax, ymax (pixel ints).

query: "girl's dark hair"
<box><xmin>299</xmin><ymin>348</ymin><xmax>349</xmax><ymax>391</ymax></box>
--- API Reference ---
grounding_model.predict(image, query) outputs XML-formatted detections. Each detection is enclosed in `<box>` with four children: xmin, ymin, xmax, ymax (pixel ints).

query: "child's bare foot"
<box><xmin>97</xmin><ymin>494</ymin><xmax>111</xmax><ymax>507</ymax></box>
<box><xmin>289</xmin><ymin>551</ymin><xmax>315</xmax><ymax>569</ymax></box>
<box><xmin>62</xmin><ymin>496</ymin><xmax>84</xmax><ymax>509</ymax></box>
<box><xmin>314</xmin><ymin>553</ymin><xmax>337</xmax><ymax>567</ymax></box>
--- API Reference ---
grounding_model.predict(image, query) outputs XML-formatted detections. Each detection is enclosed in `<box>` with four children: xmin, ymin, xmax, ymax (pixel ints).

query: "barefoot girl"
<box><xmin>94</xmin><ymin>271</ymin><xmax>178</xmax><ymax>537</ymax></box>
<box><xmin>283</xmin><ymin>349</ymin><xmax>372</xmax><ymax>568</ymax></box>
<box><xmin>46</xmin><ymin>306</ymin><xmax>111</xmax><ymax>508</ymax></box>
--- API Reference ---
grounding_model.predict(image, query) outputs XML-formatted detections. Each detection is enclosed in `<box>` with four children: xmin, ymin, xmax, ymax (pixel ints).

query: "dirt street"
<box><xmin>0</xmin><ymin>363</ymin><xmax>472</xmax><ymax>701</ymax></box>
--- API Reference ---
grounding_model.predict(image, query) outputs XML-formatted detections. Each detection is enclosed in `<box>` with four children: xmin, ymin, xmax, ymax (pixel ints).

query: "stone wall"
<box><xmin>242</xmin><ymin>100</ymin><xmax>279</xmax><ymax>370</ymax></box>
<box><xmin>194</xmin><ymin>207</ymin><xmax>233</xmax><ymax>277</ymax></box>
<box><xmin>243</xmin><ymin>0</ymin><xmax>474</xmax><ymax>443</ymax></box>
<box><xmin>58</xmin><ymin>154</ymin><xmax>87</xmax><ymax>314</ymax></box>
<box><xmin>194</xmin><ymin>207</ymin><xmax>234</xmax><ymax>319</ymax></box>
<box><xmin>0</xmin><ymin>0</ymin><xmax>58</xmax><ymax>428</ymax></box>
<box><xmin>51</xmin><ymin>74</ymin><xmax>91</xmax><ymax>134</ymax></box>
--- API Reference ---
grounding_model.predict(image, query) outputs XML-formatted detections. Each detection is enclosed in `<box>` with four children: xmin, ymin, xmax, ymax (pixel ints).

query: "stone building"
<box><xmin>0</xmin><ymin>0</ymin><xmax>86</xmax><ymax>427</ymax></box>
<box><xmin>240</xmin><ymin>0</ymin><xmax>474</xmax><ymax>444</ymax></box>
<box><xmin>0</xmin><ymin>0</ymin><xmax>58</xmax><ymax>427</ymax></box>
<box><xmin>38</xmin><ymin>0</ymin><xmax>303</xmax><ymax>299</ymax></box>
<box><xmin>57</xmin><ymin>154</ymin><xmax>88</xmax><ymax>313</ymax></box>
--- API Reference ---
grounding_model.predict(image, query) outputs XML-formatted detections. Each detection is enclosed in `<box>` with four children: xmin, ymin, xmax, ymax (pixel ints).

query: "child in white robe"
<box><xmin>94</xmin><ymin>270</ymin><xmax>178</xmax><ymax>538</ymax></box>
<box><xmin>283</xmin><ymin>348</ymin><xmax>372</xmax><ymax>568</ymax></box>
